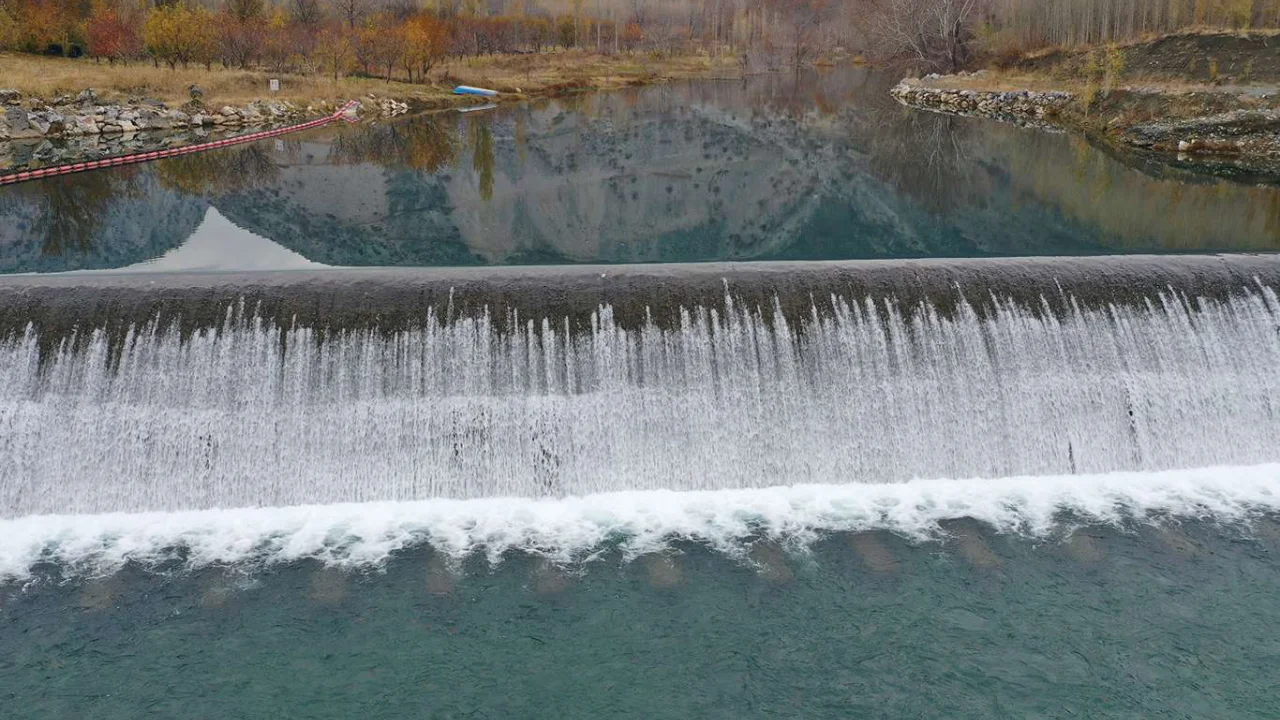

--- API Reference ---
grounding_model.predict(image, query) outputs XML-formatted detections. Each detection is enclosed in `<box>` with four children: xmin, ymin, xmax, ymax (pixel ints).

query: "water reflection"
<box><xmin>2</xmin><ymin>67</ymin><xmax>1278</xmax><ymax>273</ymax></box>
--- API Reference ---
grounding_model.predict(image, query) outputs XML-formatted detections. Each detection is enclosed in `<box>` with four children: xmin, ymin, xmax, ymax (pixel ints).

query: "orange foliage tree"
<box><xmin>85</xmin><ymin>0</ymin><xmax>143</xmax><ymax>64</ymax></box>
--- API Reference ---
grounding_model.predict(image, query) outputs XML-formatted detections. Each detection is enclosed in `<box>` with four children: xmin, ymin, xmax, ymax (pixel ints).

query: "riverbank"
<box><xmin>0</xmin><ymin>49</ymin><xmax>737</xmax><ymax>118</ymax></box>
<box><xmin>891</xmin><ymin>32</ymin><xmax>1280</xmax><ymax>181</ymax></box>
<box><xmin>0</xmin><ymin>50</ymin><xmax>739</xmax><ymax>171</ymax></box>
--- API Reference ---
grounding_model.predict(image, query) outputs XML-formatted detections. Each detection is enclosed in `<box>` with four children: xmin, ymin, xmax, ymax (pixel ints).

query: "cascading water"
<box><xmin>2</xmin><ymin>257</ymin><xmax>1280</xmax><ymax>577</ymax></box>
<box><xmin>3</xmin><ymin>275</ymin><xmax>1279</xmax><ymax>517</ymax></box>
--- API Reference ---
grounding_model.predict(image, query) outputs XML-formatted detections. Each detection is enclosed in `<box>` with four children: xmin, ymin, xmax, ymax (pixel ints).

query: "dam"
<box><xmin>2</xmin><ymin>255</ymin><xmax>1278</xmax><ymax>518</ymax></box>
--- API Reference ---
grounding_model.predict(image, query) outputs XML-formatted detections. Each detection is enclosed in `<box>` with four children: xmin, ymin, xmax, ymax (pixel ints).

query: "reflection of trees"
<box><xmin>154</xmin><ymin>144</ymin><xmax>280</xmax><ymax>196</ymax></box>
<box><xmin>329</xmin><ymin>116</ymin><xmax>460</xmax><ymax>173</ymax></box>
<box><xmin>470</xmin><ymin>118</ymin><xmax>494</xmax><ymax>202</ymax></box>
<box><xmin>993</xmin><ymin>131</ymin><xmax>1280</xmax><ymax>252</ymax></box>
<box><xmin>861</xmin><ymin>106</ymin><xmax>989</xmax><ymax>214</ymax></box>
<box><xmin>12</xmin><ymin>168</ymin><xmax>143</xmax><ymax>257</ymax></box>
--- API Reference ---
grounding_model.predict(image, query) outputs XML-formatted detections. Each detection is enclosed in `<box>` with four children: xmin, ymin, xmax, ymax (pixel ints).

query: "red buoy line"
<box><xmin>0</xmin><ymin>100</ymin><xmax>359</xmax><ymax>187</ymax></box>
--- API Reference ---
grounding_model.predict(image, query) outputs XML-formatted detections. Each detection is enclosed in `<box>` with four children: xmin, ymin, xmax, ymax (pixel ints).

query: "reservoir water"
<box><xmin>2</xmin><ymin>68</ymin><xmax>1280</xmax><ymax>718</ymax></box>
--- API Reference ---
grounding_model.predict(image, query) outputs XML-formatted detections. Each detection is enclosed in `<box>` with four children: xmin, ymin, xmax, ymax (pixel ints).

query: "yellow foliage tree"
<box><xmin>401</xmin><ymin>14</ymin><xmax>449</xmax><ymax>82</ymax></box>
<box><xmin>315</xmin><ymin>25</ymin><xmax>356</xmax><ymax>81</ymax></box>
<box><xmin>145</xmin><ymin>4</ymin><xmax>217</xmax><ymax>69</ymax></box>
<box><xmin>0</xmin><ymin>4</ymin><xmax>20</xmax><ymax>51</ymax></box>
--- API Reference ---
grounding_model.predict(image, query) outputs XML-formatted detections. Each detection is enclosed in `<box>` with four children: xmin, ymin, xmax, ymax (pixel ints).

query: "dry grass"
<box><xmin>0</xmin><ymin>50</ymin><xmax>738</xmax><ymax>109</ymax></box>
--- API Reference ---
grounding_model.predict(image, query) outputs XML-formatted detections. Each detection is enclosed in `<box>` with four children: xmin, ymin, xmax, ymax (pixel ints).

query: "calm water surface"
<box><xmin>2</xmin><ymin>68</ymin><xmax>1279</xmax><ymax>273</ymax></box>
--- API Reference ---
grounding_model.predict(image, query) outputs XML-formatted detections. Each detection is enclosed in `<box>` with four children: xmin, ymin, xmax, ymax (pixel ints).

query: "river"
<box><xmin>1</xmin><ymin>68</ymin><xmax>1279</xmax><ymax>718</ymax></box>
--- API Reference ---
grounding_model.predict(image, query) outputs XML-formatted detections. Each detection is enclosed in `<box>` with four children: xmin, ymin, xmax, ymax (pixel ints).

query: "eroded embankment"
<box><xmin>890</xmin><ymin>33</ymin><xmax>1280</xmax><ymax>181</ymax></box>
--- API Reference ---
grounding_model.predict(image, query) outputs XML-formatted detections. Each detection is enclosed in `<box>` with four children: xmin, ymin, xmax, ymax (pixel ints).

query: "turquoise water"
<box><xmin>4</xmin><ymin>521</ymin><xmax>1280</xmax><ymax>718</ymax></box>
<box><xmin>4</xmin><ymin>68</ymin><xmax>1280</xmax><ymax>717</ymax></box>
<box><xmin>2</xmin><ymin>69</ymin><xmax>1280</xmax><ymax>273</ymax></box>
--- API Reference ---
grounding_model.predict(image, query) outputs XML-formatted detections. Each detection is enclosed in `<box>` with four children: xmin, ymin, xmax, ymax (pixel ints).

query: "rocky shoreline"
<box><xmin>891</xmin><ymin>75</ymin><xmax>1280</xmax><ymax>175</ymax></box>
<box><xmin>0</xmin><ymin>89</ymin><xmax>411</xmax><ymax>172</ymax></box>
<box><xmin>890</xmin><ymin>77</ymin><xmax>1075</xmax><ymax>130</ymax></box>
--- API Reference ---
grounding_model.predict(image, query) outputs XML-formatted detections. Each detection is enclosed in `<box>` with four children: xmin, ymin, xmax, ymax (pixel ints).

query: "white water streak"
<box><xmin>1</xmin><ymin>465</ymin><xmax>1278</xmax><ymax>580</ymax></box>
<box><xmin>1</xmin><ymin>286</ymin><xmax>1279</xmax><ymax>517</ymax></box>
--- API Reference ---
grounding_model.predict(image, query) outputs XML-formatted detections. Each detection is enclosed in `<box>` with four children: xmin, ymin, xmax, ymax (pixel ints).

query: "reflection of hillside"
<box><xmin>6</xmin><ymin>67</ymin><xmax>1278</xmax><ymax>274</ymax></box>
<box><xmin>120</xmin><ymin>207</ymin><xmax>327</xmax><ymax>273</ymax></box>
<box><xmin>216</xmin><ymin>69</ymin><xmax>1279</xmax><ymax>267</ymax></box>
<box><xmin>0</xmin><ymin>171</ymin><xmax>206</xmax><ymax>273</ymax></box>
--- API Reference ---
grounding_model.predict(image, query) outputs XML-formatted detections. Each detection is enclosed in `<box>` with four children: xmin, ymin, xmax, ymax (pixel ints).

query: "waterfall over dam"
<box><xmin>2</xmin><ymin>255</ymin><xmax>1279</xmax><ymax>519</ymax></box>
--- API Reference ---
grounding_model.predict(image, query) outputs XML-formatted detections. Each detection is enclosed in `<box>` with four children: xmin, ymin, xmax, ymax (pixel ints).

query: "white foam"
<box><xmin>2</xmin><ymin>465</ymin><xmax>1278</xmax><ymax>581</ymax></box>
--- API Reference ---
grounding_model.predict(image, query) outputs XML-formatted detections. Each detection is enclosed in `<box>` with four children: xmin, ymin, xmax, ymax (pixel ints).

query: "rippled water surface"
<box><xmin>5</xmin><ymin>522</ymin><xmax>1280</xmax><ymax>719</ymax></box>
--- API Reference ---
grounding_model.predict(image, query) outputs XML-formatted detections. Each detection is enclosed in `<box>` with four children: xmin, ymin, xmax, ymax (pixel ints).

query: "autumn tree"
<box><xmin>220</xmin><ymin>12</ymin><xmax>267</xmax><ymax>68</ymax></box>
<box><xmin>290</xmin><ymin>0</ymin><xmax>323</xmax><ymax>25</ymax></box>
<box><xmin>0</xmin><ymin>3</ymin><xmax>20</xmax><ymax>51</ymax></box>
<box><xmin>249</xmin><ymin>9</ymin><xmax>281</xmax><ymax>70</ymax></box>
<box><xmin>556</xmin><ymin>14</ymin><xmax>576</xmax><ymax>47</ymax></box>
<box><xmin>402</xmin><ymin>13</ymin><xmax>449</xmax><ymax>81</ymax></box>
<box><xmin>143</xmin><ymin>4</ymin><xmax>187</xmax><ymax>67</ymax></box>
<box><xmin>15</xmin><ymin>0</ymin><xmax>83</xmax><ymax>54</ymax></box>
<box><xmin>85</xmin><ymin>0</ymin><xmax>140</xmax><ymax>64</ymax></box>
<box><xmin>314</xmin><ymin>23</ymin><xmax>356</xmax><ymax>79</ymax></box>
<box><xmin>358</xmin><ymin>15</ymin><xmax>408</xmax><ymax>80</ymax></box>
<box><xmin>226</xmin><ymin>0</ymin><xmax>264</xmax><ymax>22</ymax></box>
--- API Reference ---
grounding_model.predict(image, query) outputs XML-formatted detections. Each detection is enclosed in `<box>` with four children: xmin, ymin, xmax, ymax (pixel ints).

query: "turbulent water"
<box><xmin>5</xmin><ymin>281</ymin><xmax>1280</xmax><ymax>513</ymax></box>
<box><xmin>0</xmin><ymin>263</ymin><xmax>1278</xmax><ymax>580</ymax></box>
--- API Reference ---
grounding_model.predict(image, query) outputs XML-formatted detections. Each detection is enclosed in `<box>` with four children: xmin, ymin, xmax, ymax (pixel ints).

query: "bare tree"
<box><xmin>335</xmin><ymin>0</ymin><xmax>367</xmax><ymax>30</ymax></box>
<box><xmin>865</xmin><ymin>0</ymin><xmax>984</xmax><ymax>71</ymax></box>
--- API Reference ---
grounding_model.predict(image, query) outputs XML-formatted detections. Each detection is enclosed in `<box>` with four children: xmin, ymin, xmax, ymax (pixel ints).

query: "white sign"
<box><xmin>274</xmin><ymin>140</ymin><xmax>285</xmax><ymax>152</ymax></box>
<box><xmin>269</xmin><ymin>79</ymin><xmax>280</xmax><ymax>92</ymax></box>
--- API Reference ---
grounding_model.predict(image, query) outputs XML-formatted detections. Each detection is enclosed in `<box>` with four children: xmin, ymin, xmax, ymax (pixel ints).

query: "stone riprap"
<box><xmin>890</xmin><ymin>75</ymin><xmax>1280</xmax><ymax>162</ymax></box>
<box><xmin>0</xmin><ymin>89</ymin><xmax>408</xmax><ymax>143</ymax></box>
<box><xmin>890</xmin><ymin>77</ymin><xmax>1074</xmax><ymax>129</ymax></box>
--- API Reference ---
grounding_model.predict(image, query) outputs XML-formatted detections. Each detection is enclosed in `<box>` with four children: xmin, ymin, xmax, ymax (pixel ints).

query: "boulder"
<box><xmin>0</xmin><ymin>89</ymin><xmax>20</xmax><ymax>105</ymax></box>
<box><xmin>5</xmin><ymin>106</ymin><xmax>29</xmax><ymax>132</ymax></box>
<box><xmin>74</xmin><ymin>115</ymin><xmax>99</xmax><ymax>135</ymax></box>
<box><xmin>27</xmin><ymin>114</ymin><xmax>51</xmax><ymax>135</ymax></box>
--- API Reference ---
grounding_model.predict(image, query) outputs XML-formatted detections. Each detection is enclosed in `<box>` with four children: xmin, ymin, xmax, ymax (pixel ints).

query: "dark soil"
<box><xmin>1004</xmin><ymin>32</ymin><xmax>1280</xmax><ymax>85</ymax></box>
